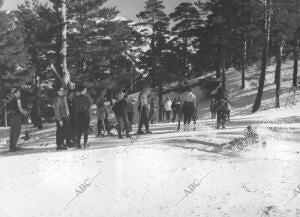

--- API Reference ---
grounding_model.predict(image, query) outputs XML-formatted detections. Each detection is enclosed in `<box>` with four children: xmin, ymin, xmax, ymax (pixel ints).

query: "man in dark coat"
<box><xmin>126</xmin><ymin>96</ymin><xmax>134</xmax><ymax>132</ymax></box>
<box><xmin>53</xmin><ymin>86</ymin><xmax>73</xmax><ymax>150</ymax></box>
<box><xmin>73</xmin><ymin>83</ymin><xmax>92</xmax><ymax>148</ymax></box>
<box><xmin>8</xmin><ymin>88</ymin><xmax>28</xmax><ymax>152</ymax></box>
<box><xmin>214</xmin><ymin>87</ymin><xmax>230</xmax><ymax>129</ymax></box>
<box><xmin>112</xmin><ymin>91</ymin><xmax>130</xmax><ymax>139</ymax></box>
<box><xmin>31</xmin><ymin>96</ymin><xmax>43</xmax><ymax>130</ymax></box>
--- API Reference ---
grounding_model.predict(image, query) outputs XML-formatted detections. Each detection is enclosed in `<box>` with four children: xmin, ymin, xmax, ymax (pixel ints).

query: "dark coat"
<box><xmin>113</xmin><ymin>99</ymin><xmax>128</xmax><ymax>117</ymax></box>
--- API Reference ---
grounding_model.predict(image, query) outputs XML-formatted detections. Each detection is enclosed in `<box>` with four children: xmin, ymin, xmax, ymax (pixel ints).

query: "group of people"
<box><xmin>6</xmin><ymin>83</ymin><xmax>231</xmax><ymax>152</ymax></box>
<box><xmin>53</xmin><ymin>83</ymin><xmax>92</xmax><ymax>150</ymax></box>
<box><xmin>95</xmin><ymin>90</ymin><xmax>152</xmax><ymax>140</ymax></box>
<box><xmin>159</xmin><ymin>97</ymin><xmax>181</xmax><ymax>123</ymax></box>
<box><xmin>149</xmin><ymin>88</ymin><xmax>198</xmax><ymax>131</ymax></box>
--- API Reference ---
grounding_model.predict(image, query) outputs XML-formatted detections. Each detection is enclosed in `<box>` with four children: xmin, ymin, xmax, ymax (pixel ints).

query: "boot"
<box><xmin>57</xmin><ymin>145</ymin><xmax>67</xmax><ymax>151</ymax></box>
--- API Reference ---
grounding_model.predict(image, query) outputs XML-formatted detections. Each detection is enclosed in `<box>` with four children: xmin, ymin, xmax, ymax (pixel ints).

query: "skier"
<box><xmin>137</xmin><ymin>92</ymin><xmax>152</xmax><ymax>135</ymax></box>
<box><xmin>67</xmin><ymin>82</ymin><xmax>77</xmax><ymax>145</ymax></box>
<box><xmin>126</xmin><ymin>95</ymin><xmax>134</xmax><ymax>132</ymax></box>
<box><xmin>215</xmin><ymin>87</ymin><xmax>230</xmax><ymax>129</ymax></box>
<box><xmin>73</xmin><ymin>83</ymin><xmax>92</xmax><ymax>148</ymax></box>
<box><xmin>164</xmin><ymin>97</ymin><xmax>172</xmax><ymax>122</ymax></box>
<box><xmin>96</xmin><ymin>99</ymin><xmax>107</xmax><ymax>137</ymax></box>
<box><xmin>182</xmin><ymin>87</ymin><xmax>196</xmax><ymax>131</ymax></box>
<box><xmin>53</xmin><ymin>86</ymin><xmax>73</xmax><ymax>150</ymax></box>
<box><xmin>210</xmin><ymin>97</ymin><xmax>217</xmax><ymax>119</ymax></box>
<box><xmin>112</xmin><ymin>91</ymin><xmax>130</xmax><ymax>139</ymax></box>
<box><xmin>8</xmin><ymin>88</ymin><xmax>28</xmax><ymax>152</ymax></box>
<box><xmin>31</xmin><ymin>95</ymin><xmax>43</xmax><ymax>130</ymax></box>
<box><xmin>171</xmin><ymin>97</ymin><xmax>181</xmax><ymax>122</ymax></box>
<box><xmin>149</xmin><ymin>98</ymin><xmax>157</xmax><ymax>124</ymax></box>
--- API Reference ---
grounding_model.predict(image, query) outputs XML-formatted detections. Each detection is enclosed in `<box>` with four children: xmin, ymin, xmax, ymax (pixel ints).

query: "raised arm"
<box><xmin>17</xmin><ymin>99</ymin><xmax>27</xmax><ymax>116</ymax></box>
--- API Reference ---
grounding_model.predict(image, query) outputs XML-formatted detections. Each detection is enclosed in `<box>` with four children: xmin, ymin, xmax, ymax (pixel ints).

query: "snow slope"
<box><xmin>0</xmin><ymin>60</ymin><xmax>300</xmax><ymax>217</ymax></box>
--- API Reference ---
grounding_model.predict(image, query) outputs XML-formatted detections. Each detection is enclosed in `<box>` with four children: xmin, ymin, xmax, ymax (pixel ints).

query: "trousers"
<box><xmin>56</xmin><ymin>116</ymin><xmax>72</xmax><ymax>148</ymax></box>
<box><xmin>9</xmin><ymin>113</ymin><xmax>22</xmax><ymax>151</ymax></box>
<box><xmin>117</xmin><ymin>114</ymin><xmax>130</xmax><ymax>136</ymax></box>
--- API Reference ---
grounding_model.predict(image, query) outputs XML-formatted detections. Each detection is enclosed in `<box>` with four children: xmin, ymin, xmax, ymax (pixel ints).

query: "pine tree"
<box><xmin>169</xmin><ymin>2</ymin><xmax>201</xmax><ymax>81</ymax></box>
<box><xmin>0</xmin><ymin>5</ymin><xmax>32</xmax><ymax>125</ymax></box>
<box><xmin>202</xmin><ymin>0</ymin><xmax>235</xmax><ymax>88</ymax></box>
<box><xmin>17</xmin><ymin>0</ymin><xmax>53</xmax><ymax>95</ymax></box>
<box><xmin>229</xmin><ymin>0</ymin><xmax>263</xmax><ymax>89</ymax></box>
<box><xmin>0</xmin><ymin>8</ymin><xmax>31</xmax><ymax>97</ymax></box>
<box><xmin>61</xmin><ymin>0</ymin><xmax>68</xmax><ymax>85</ymax></box>
<box><xmin>292</xmin><ymin>0</ymin><xmax>300</xmax><ymax>87</ymax></box>
<box><xmin>252</xmin><ymin>0</ymin><xmax>271</xmax><ymax>113</ymax></box>
<box><xmin>137</xmin><ymin>0</ymin><xmax>169</xmax><ymax>121</ymax></box>
<box><xmin>271</xmin><ymin>0</ymin><xmax>297</xmax><ymax>108</ymax></box>
<box><xmin>67</xmin><ymin>0</ymin><xmax>133</xmax><ymax>95</ymax></box>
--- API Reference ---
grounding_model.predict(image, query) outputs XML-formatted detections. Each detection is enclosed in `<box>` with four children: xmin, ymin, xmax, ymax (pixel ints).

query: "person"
<box><xmin>137</xmin><ymin>92</ymin><xmax>152</xmax><ymax>134</ymax></box>
<box><xmin>127</xmin><ymin>96</ymin><xmax>134</xmax><ymax>132</ymax></box>
<box><xmin>112</xmin><ymin>91</ymin><xmax>130</xmax><ymax>139</ymax></box>
<box><xmin>215</xmin><ymin>87</ymin><xmax>230</xmax><ymax>129</ymax></box>
<box><xmin>31</xmin><ymin>96</ymin><xmax>43</xmax><ymax>130</ymax></box>
<box><xmin>171</xmin><ymin>97</ymin><xmax>181</xmax><ymax>122</ymax></box>
<box><xmin>97</xmin><ymin>99</ymin><xmax>106</xmax><ymax>137</ymax></box>
<box><xmin>182</xmin><ymin>87</ymin><xmax>196</xmax><ymax>131</ymax></box>
<box><xmin>160</xmin><ymin>98</ymin><xmax>166</xmax><ymax>122</ymax></box>
<box><xmin>53</xmin><ymin>86</ymin><xmax>73</xmax><ymax>150</ymax></box>
<box><xmin>104</xmin><ymin>101</ymin><xmax>113</xmax><ymax>136</ymax></box>
<box><xmin>225</xmin><ymin>92</ymin><xmax>232</xmax><ymax>121</ymax></box>
<box><xmin>171</xmin><ymin>98</ymin><xmax>176</xmax><ymax>122</ymax></box>
<box><xmin>8</xmin><ymin>88</ymin><xmax>28</xmax><ymax>152</ymax></box>
<box><xmin>192</xmin><ymin>104</ymin><xmax>198</xmax><ymax>131</ymax></box>
<box><xmin>149</xmin><ymin>98</ymin><xmax>157</xmax><ymax>124</ymax></box>
<box><xmin>67</xmin><ymin>82</ymin><xmax>77</xmax><ymax>144</ymax></box>
<box><xmin>164</xmin><ymin>97</ymin><xmax>172</xmax><ymax>122</ymax></box>
<box><xmin>73</xmin><ymin>83</ymin><xmax>92</xmax><ymax>148</ymax></box>
<box><xmin>210</xmin><ymin>98</ymin><xmax>217</xmax><ymax>119</ymax></box>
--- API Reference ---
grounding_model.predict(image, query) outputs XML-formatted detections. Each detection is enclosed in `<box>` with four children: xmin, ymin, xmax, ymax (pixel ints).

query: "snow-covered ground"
<box><xmin>0</xmin><ymin>60</ymin><xmax>300</xmax><ymax>217</ymax></box>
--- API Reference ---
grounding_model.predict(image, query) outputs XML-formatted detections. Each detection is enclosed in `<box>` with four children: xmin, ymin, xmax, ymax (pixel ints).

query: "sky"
<box><xmin>2</xmin><ymin>0</ymin><xmax>195</xmax><ymax>21</ymax></box>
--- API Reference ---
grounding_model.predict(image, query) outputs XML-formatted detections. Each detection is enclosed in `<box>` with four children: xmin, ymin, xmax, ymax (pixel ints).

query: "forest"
<box><xmin>0</xmin><ymin>0</ymin><xmax>299</xmax><ymax>125</ymax></box>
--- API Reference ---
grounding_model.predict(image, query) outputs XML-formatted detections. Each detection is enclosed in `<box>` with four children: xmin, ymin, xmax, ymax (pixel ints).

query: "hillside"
<box><xmin>0</xmin><ymin>60</ymin><xmax>300</xmax><ymax>217</ymax></box>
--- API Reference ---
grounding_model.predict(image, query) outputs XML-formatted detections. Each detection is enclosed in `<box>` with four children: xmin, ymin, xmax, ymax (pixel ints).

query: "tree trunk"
<box><xmin>252</xmin><ymin>0</ymin><xmax>271</xmax><ymax>113</ymax></box>
<box><xmin>184</xmin><ymin>37</ymin><xmax>189</xmax><ymax>80</ymax></box>
<box><xmin>221</xmin><ymin>38</ymin><xmax>226</xmax><ymax>89</ymax></box>
<box><xmin>61</xmin><ymin>0</ymin><xmax>69</xmax><ymax>85</ymax></box>
<box><xmin>216</xmin><ymin>64</ymin><xmax>221</xmax><ymax>79</ymax></box>
<box><xmin>221</xmin><ymin>67</ymin><xmax>226</xmax><ymax>89</ymax></box>
<box><xmin>33</xmin><ymin>40</ymin><xmax>41</xmax><ymax>99</ymax></box>
<box><xmin>56</xmin><ymin>35</ymin><xmax>62</xmax><ymax>75</ymax></box>
<box><xmin>158</xmin><ymin>82</ymin><xmax>163</xmax><ymax>122</ymax></box>
<box><xmin>293</xmin><ymin>38</ymin><xmax>299</xmax><ymax>87</ymax></box>
<box><xmin>241</xmin><ymin>34</ymin><xmax>247</xmax><ymax>89</ymax></box>
<box><xmin>215</xmin><ymin>47</ymin><xmax>221</xmax><ymax>78</ymax></box>
<box><xmin>275</xmin><ymin>42</ymin><xmax>283</xmax><ymax>108</ymax></box>
<box><xmin>4</xmin><ymin>103</ymin><xmax>7</xmax><ymax>127</ymax></box>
